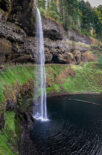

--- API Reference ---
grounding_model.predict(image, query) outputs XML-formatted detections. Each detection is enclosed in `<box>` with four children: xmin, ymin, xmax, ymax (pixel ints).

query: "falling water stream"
<box><xmin>33</xmin><ymin>8</ymin><xmax>48</xmax><ymax>121</ymax></box>
<box><xmin>22</xmin><ymin>7</ymin><xmax>102</xmax><ymax>154</ymax></box>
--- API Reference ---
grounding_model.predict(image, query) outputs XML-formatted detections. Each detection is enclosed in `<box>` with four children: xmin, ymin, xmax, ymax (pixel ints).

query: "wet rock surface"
<box><xmin>0</xmin><ymin>0</ymin><xmax>96</xmax><ymax>65</ymax></box>
<box><xmin>68</xmin><ymin>30</ymin><xmax>91</xmax><ymax>44</ymax></box>
<box><xmin>16</xmin><ymin>95</ymin><xmax>37</xmax><ymax>155</ymax></box>
<box><xmin>8</xmin><ymin>0</ymin><xmax>36</xmax><ymax>36</ymax></box>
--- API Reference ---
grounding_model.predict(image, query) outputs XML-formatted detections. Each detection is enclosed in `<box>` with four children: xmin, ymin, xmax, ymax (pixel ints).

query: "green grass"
<box><xmin>65</xmin><ymin>62</ymin><xmax>102</xmax><ymax>93</ymax></box>
<box><xmin>0</xmin><ymin>62</ymin><xmax>102</xmax><ymax>154</ymax></box>
<box><xmin>0</xmin><ymin>111</ymin><xmax>18</xmax><ymax>155</ymax></box>
<box><xmin>46</xmin><ymin>62</ymin><xmax>102</xmax><ymax>94</ymax></box>
<box><xmin>0</xmin><ymin>65</ymin><xmax>34</xmax><ymax>108</ymax></box>
<box><xmin>0</xmin><ymin>63</ymin><xmax>102</xmax><ymax>106</ymax></box>
<box><xmin>0</xmin><ymin>63</ymin><xmax>102</xmax><ymax>102</ymax></box>
<box><xmin>0</xmin><ymin>65</ymin><xmax>34</xmax><ymax>130</ymax></box>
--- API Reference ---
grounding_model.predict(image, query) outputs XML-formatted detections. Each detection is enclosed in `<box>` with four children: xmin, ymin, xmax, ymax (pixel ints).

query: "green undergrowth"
<box><xmin>0</xmin><ymin>65</ymin><xmax>34</xmax><ymax>103</ymax></box>
<box><xmin>62</xmin><ymin>63</ymin><xmax>102</xmax><ymax>93</ymax></box>
<box><xmin>0</xmin><ymin>63</ymin><xmax>102</xmax><ymax>105</ymax></box>
<box><xmin>0</xmin><ymin>62</ymin><xmax>102</xmax><ymax>154</ymax></box>
<box><xmin>0</xmin><ymin>111</ymin><xmax>19</xmax><ymax>155</ymax></box>
<box><xmin>46</xmin><ymin>62</ymin><xmax>102</xmax><ymax>94</ymax></box>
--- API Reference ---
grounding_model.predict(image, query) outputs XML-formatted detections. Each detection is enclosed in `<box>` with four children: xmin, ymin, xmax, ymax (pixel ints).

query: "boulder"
<box><xmin>52</xmin><ymin>53</ymin><xmax>75</xmax><ymax>64</ymax></box>
<box><xmin>45</xmin><ymin>48</ymin><xmax>53</xmax><ymax>63</ymax></box>
<box><xmin>43</xmin><ymin>17</ymin><xmax>66</xmax><ymax>40</ymax></box>
<box><xmin>72</xmin><ymin>50</ymin><xmax>81</xmax><ymax>65</ymax></box>
<box><xmin>68</xmin><ymin>30</ymin><xmax>91</xmax><ymax>44</ymax></box>
<box><xmin>0</xmin><ymin>22</ymin><xmax>26</xmax><ymax>42</ymax></box>
<box><xmin>12</xmin><ymin>55</ymin><xmax>34</xmax><ymax>63</ymax></box>
<box><xmin>82</xmin><ymin>51</ymin><xmax>96</xmax><ymax>62</ymax></box>
<box><xmin>0</xmin><ymin>64</ymin><xmax>4</xmax><ymax>70</ymax></box>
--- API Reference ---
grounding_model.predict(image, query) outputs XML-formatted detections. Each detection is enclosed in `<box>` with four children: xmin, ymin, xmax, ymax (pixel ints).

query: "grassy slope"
<box><xmin>0</xmin><ymin>63</ymin><xmax>102</xmax><ymax>104</ymax></box>
<box><xmin>0</xmin><ymin>112</ymin><xmax>18</xmax><ymax>155</ymax></box>
<box><xmin>0</xmin><ymin>62</ymin><xmax>102</xmax><ymax>154</ymax></box>
<box><xmin>46</xmin><ymin>62</ymin><xmax>102</xmax><ymax>94</ymax></box>
<box><xmin>0</xmin><ymin>65</ymin><xmax>34</xmax><ymax>105</ymax></box>
<box><xmin>0</xmin><ymin>65</ymin><xmax>34</xmax><ymax>154</ymax></box>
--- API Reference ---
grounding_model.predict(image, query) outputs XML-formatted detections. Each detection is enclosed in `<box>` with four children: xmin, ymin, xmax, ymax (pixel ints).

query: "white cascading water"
<box><xmin>33</xmin><ymin>8</ymin><xmax>48</xmax><ymax>121</ymax></box>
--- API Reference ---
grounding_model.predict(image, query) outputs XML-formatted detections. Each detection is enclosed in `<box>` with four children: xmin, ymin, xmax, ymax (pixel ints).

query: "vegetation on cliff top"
<box><xmin>38</xmin><ymin>0</ymin><xmax>102</xmax><ymax>40</ymax></box>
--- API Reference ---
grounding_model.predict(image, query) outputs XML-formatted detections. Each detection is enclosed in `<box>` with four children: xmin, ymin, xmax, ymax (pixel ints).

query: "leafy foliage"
<box><xmin>46</xmin><ymin>63</ymin><xmax>102</xmax><ymax>94</ymax></box>
<box><xmin>38</xmin><ymin>0</ymin><xmax>102</xmax><ymax>40</ymax></box>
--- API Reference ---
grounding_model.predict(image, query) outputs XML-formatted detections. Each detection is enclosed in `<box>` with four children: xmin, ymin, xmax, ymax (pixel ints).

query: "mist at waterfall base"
<box><xmin>33</xmin><ymin>8</ymin><xmax>48</xmax><ymax>121</ymax></box>
<box><xmin>31</xmin><ymin>94</ymin><xmax>102</xmax><ymax>154</ymax></box>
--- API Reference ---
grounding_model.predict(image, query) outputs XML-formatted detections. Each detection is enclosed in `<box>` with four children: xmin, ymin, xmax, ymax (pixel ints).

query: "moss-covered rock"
<box><xmin>0</xmin><ymin>111</ymin><xmax>21</xmax><ymax>155</ymax></box>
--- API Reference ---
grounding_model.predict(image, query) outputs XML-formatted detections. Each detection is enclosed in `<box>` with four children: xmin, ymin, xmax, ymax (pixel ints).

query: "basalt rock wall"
<box><xmin>0</xmin><ymin>0</ymin><xmax>96</xmax><ymax>66</ymax></box>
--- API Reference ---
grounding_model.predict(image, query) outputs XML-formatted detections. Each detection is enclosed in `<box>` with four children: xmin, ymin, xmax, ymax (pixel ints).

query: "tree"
<box><xmin>37</xmin><ymin>0</ymin><xmax>102</xmax><ymax>40</ymax></box>
<box><xmin>79</xmin><ymin>0</ymin><xmax>93</xmax><ymax>32</ymax></box>
<box><xmin>96</xmin><ymin>5</ymin><xmax>102</xmax><ymax>24</ymax></box>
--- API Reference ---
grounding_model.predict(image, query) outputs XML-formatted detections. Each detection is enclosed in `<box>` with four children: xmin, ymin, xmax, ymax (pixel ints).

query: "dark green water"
<box><xmin>31</xmin><ymin>94</ymin><xmax>102</xmax><ymax>155</ymax></box>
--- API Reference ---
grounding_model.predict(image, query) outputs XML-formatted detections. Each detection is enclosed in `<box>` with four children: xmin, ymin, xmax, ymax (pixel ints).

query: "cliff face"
<box><xmin>0</xmin><ymin>0</ymin><xmax>96</xmax><ymax>66</ymax></box>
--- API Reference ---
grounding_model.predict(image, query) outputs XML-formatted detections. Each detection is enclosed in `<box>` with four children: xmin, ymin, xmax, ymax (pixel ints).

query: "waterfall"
<box><xmin>33</xmin><ymin>8</ymin><xmax>48</xmax><ymax>121</ymax></box>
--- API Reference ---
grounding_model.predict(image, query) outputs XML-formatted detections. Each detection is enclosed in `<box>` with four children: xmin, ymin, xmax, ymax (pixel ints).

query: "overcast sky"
<box><xmin>84</xmin><ymin>0</ymin><xmax>102</xmax><ymax>7</ymax></box>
